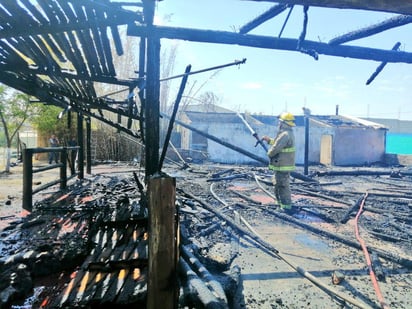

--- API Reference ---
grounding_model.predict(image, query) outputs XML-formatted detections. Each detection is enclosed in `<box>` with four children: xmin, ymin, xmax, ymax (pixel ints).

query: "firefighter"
<box><xmin>262</xmin><ymin>112</ymin><xmax>297</xmax><ymax>214</ymax></box>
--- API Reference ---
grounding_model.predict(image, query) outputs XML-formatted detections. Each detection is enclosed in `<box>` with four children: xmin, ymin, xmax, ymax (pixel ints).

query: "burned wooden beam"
<box><xmin>239</xmin><ymin>4</ymin><xmax>289</xmax><ymax>34</ymax></box>
<box><xmin>127</xmin><ymin>24</ymin><xmax>412</xmax><ymax>64</ymax></box>
<box><xmin>207</xmin><ymin>173</ymin><xmax>249</xmax><ymax>182</ymax></box>
<box><xmin>0</xmin><ymin>4</ymin><xmax>141</xmax><ymax>40</ymax></box>
<box><xmin>144</xmin><ymin>32</ymin><xmax>161</xmax><ymax>177</ymax></box>
<box><xmin>161</xmin><ymin>115</ymin><xmax>316</xmax><ymax>183</ymax></box>
<box><xmin>211</xmin><ymin>168</ymin><xmax>235</xmax><ymax>179</ymax></box>
<box><xmin>161</xmin><ymin>112</ymin><xmax>268</xmax><ymax>165</ymax></box>
<box><xmin>180</xmin><ymin>245</ymin><xmax>228</xmax><ymax>306</ymax></box>
<box><xmin>366</xmin><ymin>42</ymin><xmax>401</xmax><ymax>85</ymax></box>
<box><xmin>179</xmin><ymin>189</ymin><xmax>280</xmax><ymax>255</ymax></box>
<box><xmin>263</xmin><ymin>207</ymin><xmax>412</xmax><ymax>269</ymax></box>
<box><xmin>159</xmin><ymin>65</ymin><xmax>191</xmax><ymax>171</ymax></box>
<box><xmin>245</xmin><ymin>0</ymin><xmax>412</xmax><ymax>16</ymax></box>
<box><xmin>316</xmin><ymin>170</ymin><xmax>394</xmax><ymax>177</ymax></box>
<box><xmin>293</xmin><ymin>187</ymin><xmax>350</xmax><ymax>205</ymax></box>
<box><xmin>329</xmin><ymin>15</ymin><xmax>412</xmax><ymax>45</ymax></box>
<box><xmin>340</xmin><ymin>194</ymin><xmax>366</xmax><ymax>224</ymax></box>
<box><xmin>297</xmin><ymin>6</ymin><xmax>319</xmax><ymax>60</ymax></box>
<box><xmin>178</xmin><ymin>258</ymin><xmax>224</xmax><ymax>308</ymax></box>
<box><xmin>371</xmin><ymin>252</ymin><xmax>386</xmax><ymax>282</ymax></box>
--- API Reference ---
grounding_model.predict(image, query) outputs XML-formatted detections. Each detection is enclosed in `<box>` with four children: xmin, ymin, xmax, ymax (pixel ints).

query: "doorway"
<box><xmin>320</xmin><ymin>135</ymin><xmax>333</xmax><ymax>165</ymax></box>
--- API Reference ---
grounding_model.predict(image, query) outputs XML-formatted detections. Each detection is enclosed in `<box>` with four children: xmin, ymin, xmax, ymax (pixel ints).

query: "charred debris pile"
<box><xmin>0</xmin><ymin>163</ymin><xmax>411</xmax><ymax>308</ymax></box>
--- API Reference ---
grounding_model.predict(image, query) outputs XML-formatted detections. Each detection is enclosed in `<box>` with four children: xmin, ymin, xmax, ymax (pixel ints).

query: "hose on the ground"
<box><xmin>354</xmin><ymin>193</ymin><xmax>390</xmax><ymax>309</ymax></box>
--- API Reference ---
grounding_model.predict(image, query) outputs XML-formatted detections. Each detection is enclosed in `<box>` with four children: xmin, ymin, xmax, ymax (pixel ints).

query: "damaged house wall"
<box><xmin>333</xmin><ymin>127</ymin><xmax>386</xmax><ymax>165</ymax></box>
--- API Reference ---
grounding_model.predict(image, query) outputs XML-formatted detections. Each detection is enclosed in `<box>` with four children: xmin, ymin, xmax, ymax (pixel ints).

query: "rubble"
<box><xmin>0</xmin><ymin>163</ymin><xmax>411</xmax><ymax>308</ymax></box>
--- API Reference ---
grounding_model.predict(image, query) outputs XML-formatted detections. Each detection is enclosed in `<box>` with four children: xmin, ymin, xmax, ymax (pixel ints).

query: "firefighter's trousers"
<box><xmin>272</xmin><ymin>171</ymin><xmax>292</xmax><ymax>209</ymax></box>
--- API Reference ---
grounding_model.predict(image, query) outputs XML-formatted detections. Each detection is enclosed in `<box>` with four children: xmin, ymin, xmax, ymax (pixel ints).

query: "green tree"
<box><xmin>30</xmin><ymin>104</ymin><xmax>75</xmax><ymax>141</ymax></box>
<box><xmin>0</xmin><ymin>84</ymin><xmax>36</xmax><ymax>173</ymax></box>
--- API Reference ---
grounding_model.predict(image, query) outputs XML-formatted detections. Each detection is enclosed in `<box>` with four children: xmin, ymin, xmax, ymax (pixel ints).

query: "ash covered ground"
<box><xmin>0</xmin><ymin>162</ymin><xmax>411</xmax><ymax>308</ymax></box>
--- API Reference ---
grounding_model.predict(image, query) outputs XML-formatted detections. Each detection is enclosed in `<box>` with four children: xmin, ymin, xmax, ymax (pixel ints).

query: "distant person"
<box><xmin>48</xmin><ymin>134</ymin><xmax>59</xmax><ymax>164</ymax></box>
<box><xmin>262</xmin><ymin>112</ymin><xmax>297</xmax><ymax>214</ymax></box>
<box><xmin>68</xmin><ymin>136</ymin><xmax>77</xmax><ymax>175</ymax></box>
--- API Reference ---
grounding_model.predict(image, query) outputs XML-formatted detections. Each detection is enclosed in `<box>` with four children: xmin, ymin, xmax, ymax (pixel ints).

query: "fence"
<box><xmin>22</xmin><ymin>146</ymin><xmax>79</xmax><ymax>211</ymax></box>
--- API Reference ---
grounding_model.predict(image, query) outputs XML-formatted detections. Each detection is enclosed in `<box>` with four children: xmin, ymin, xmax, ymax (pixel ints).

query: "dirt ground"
<box><xmin>0</xmin><ymin>160</ymin><xmax>411</xmax><ymax>308</ymax></box>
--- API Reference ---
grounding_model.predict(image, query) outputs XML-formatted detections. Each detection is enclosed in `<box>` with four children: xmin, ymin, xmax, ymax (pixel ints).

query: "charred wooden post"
<box><xmin>86</xmin><ymin>116</ymin><xmax>91</xmax><ymax>175</ymax></box>
<box><xmin>77</xmin><ymin>112</ymin><xmax>84</xmax><ymax>179</ymax></box>
<box><xmin>138</xmin><ymin>38</ymin><xmax>147</xmax><ymax>146</ymax></box>
<box><xmin>22</xmin><ymin>148</ymin><xmax>33</xmax><ymax>211</ymax></box>
<box><xmin>22</xmin><ymin>147</ymin><xmax>69</xmax><ymax>211</ymax></box>
<box><xmin>303</xmin><ymin>112</ymin><xmax>310</xmax><ymax>175</ymax></box>
<box><xmin>144</xmin><ymin>4</ymin><xmax>160</xmax><ymax>179</ymax></box>
<box><xmin>147</xmin><ymin>175</ymin><xmax>179</xmax><ymax>309</ymax></box>
<box><xmin>144</xmin><ymin>0</ymin><xmax>180</xmax><ymax>307</ymax></box>
<box><xmin>60</xmin><ymin>147</ymin><xmax>67</xmax><ymax>190</ymax></box>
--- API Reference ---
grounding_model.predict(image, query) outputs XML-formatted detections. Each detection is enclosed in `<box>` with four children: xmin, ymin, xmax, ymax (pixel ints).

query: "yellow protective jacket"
<box><xmin>267</xmin><ymin>126</ymin><xmax>295</xmax><ymax>172</ymax></box>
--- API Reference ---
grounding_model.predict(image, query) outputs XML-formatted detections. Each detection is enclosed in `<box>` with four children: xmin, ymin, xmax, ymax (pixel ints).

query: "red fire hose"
<box><xmin>354</xmin><ymin>193</ymin><xmax>390</xmax><ymax>309</ymax></box>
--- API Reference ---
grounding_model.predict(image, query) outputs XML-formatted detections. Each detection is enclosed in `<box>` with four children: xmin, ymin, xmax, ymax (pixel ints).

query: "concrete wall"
<box><xmin>334</xmin><ymin>128</ymin><xmax>386</xmax><ymax>165</ymax></box>
<box><xmin>364</xmin><ymin>118</ymin><xmax>412</xmax><ymax>133</ymax></box>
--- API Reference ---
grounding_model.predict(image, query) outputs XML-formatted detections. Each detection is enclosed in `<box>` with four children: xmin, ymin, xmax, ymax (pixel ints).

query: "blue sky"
<box><xmin>154</xmin><ymin>1</ymin><xmax>412</xmax><ymax>120</ymax></box>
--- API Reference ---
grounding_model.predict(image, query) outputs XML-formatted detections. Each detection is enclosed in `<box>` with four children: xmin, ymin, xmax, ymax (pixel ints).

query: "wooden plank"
<box><xmin>116</xmin><ymin>267</ymin><xmax>148</xmax><ymax>305</ymax></box>
<box><xmin>70</xmin><ymin>2</ymin><xmax>102</xmax><ymax>76</ymax></box>
<box><xmin>84</xmin><ymin>6</ymin><xmax>111</xmax><ymax>76</ymax></box>
<box><xmin>79</xmin><ymin>224</ymin><xmax>146</xmax><ymax>305</ymax></box>
<box><xmin>57</xmin><ymin>228</ymin><xmax>113</xmax><ymax>307</ymax></box>
<box><xmin>101</xmin><ymin>224</ymin><xmax>146</xmax><ymax>303</ymax></box>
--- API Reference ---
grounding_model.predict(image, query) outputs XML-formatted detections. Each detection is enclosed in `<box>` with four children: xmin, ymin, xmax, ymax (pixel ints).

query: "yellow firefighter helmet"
<box><xmin>279</xmin><ymin>112</ymin><xmax>295</xmax><ymax>127</ymax></box>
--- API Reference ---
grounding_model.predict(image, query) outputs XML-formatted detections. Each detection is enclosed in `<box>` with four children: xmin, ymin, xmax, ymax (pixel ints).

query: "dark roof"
<box><xmin>310</xmin><ymin>115</ymin><xmax>387</xmax><ymax>129</ymax></box>
<box><xmin>203</xmin><ymin>113</ymin><xmax>386</xmax><ymax>129</ymax></box>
